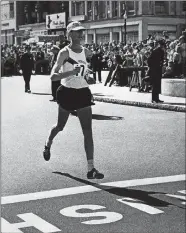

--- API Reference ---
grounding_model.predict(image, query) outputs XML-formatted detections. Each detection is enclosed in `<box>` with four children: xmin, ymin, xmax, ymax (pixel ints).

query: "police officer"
<box><xmin>148</xmin><ymin>39</ymin><xmax>165</xmax><ymax>103</ymax></box>
<box><xmin>20</xmin><ymin>45</ymin><xmax>34</xmax><ymax>93</ymax></box>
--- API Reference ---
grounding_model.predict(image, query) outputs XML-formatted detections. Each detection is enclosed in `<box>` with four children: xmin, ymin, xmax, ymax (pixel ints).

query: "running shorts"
<box><xmin>56</xmin><ymin>85</ymin><xmax>94</xmax><ymax>111</ymax></box>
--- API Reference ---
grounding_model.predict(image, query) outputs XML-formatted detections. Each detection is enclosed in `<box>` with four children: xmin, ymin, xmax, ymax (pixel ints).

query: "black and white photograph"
<box><xmin>1</xmin><ymin>0</ymin><xmax>186</xmax><ymax>232</ymax></box>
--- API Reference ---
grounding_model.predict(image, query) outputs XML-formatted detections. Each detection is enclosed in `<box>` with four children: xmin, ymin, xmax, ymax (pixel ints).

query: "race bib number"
<box><xmin>74</xmin><ymin>64</ymin><xmax>85</xmax><ymax>77</ymax></box>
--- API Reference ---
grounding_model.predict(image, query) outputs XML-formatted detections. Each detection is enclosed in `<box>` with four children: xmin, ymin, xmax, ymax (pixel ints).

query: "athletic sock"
<box><xmin>45</xmin><ymin>139</ymin><xmax>52</xmax><ymax>148</ymax></box>
<box><xmin>87</xmin><ymin>159</ymin><xmax>94</xmax><ymax>172</ymax></box>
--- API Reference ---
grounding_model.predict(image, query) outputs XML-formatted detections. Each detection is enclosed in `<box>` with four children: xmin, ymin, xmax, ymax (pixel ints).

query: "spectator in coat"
<box><xmin>20</xmin><ymin>45</ymin><xmax>34</xmax><ymax>93</ymax></box>
<box><xmin>36</xmin><ymin>47</ymin><xmax>45</xmax><ymax>74</ymax></box>
<box><xmin>91</xmin><ymin>48</ymin><xmax>103</xmax><ymax>83</ymax></box>
<box><xmin>148</xmin><ymin>39</ymin><xmax>165</xmax><ymax>103</ymax></box>
<box><xmin>173</xmin><ymin>46</ymin><xmax>182</xmax><ymax>77</ymax></box>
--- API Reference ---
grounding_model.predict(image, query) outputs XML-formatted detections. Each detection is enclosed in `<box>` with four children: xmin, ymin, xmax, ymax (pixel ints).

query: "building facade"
<box><xmin>1</xmin><ymin>1</ymin><xmax>17</xmax><ymax>44</ymax></box>
<box><xmin>1</xmin><ymin>1</ymin><xmax>186</xmax><ymax>45</ymax></box>
<box><xmin>69</xmin><ymin>1</ymin><xmax>186</xmax><ymax>43</ymax></box>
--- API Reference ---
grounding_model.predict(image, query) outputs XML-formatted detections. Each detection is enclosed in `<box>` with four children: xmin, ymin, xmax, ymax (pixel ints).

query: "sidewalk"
<box><xmin>89</xmin><ymin>71</ymin><xmax>186</xmax><ymax>112</ymax></box>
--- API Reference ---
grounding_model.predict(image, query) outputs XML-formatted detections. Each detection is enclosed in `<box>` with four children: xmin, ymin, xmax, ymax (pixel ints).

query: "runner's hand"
<box><xmin>73</xmin><ymin>64</ymin><xmax>81</xmax><ymax>75</ymax></box>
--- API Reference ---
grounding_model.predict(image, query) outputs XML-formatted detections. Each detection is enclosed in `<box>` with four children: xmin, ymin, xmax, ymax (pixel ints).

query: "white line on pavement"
<box><xmin>1</xmin><ymin>174</ymin><xmax>185</xmax><ymax>205</ymax></box>
<box><xmin>178</xmin><ymin>190</ymin><xmax>186</xmax><ymax>194</ymax></box>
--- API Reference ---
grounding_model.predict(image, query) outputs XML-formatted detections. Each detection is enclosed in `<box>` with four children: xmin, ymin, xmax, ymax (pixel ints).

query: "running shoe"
<box><xmin>50</xmin><ymin>98</ymin><xmax>57</xmax><ymax>102</ymax></box>
<box><xmin>87</xmin><ymin>168</ymin><xmax>104</xmax><ymax>179</ymax></box>
<box><xmin>43</xmin><ymin>146</ymin><xmax>51</xmax><ymax>161</ymax></box>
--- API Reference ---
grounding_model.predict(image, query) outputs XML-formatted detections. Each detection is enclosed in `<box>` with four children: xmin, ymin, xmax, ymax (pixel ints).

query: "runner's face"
<box><xmin>71</xmin><ymin>30</ymin><xmax>84</xmax><ymax>42</ymax></box>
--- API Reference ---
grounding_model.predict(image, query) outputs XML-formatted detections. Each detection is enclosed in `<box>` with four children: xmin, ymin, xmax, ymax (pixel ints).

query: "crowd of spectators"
<box><xmin>85</xmin><ymin>30</ymin><xmax>186</xmax><ymax>80</ymax></box>
<box><xmin>1</xmin><ymin>42</ymin><xmax>54</xmax><ymax>77</ymax></box>
<box><xmin>1</xmin><ymin>30</ymin><xmax>186</xmax><ymax>83</ymax></box>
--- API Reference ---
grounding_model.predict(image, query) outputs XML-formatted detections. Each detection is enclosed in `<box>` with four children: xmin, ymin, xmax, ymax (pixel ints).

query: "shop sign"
<box><xmin>46</xmin><ymin>12</ymin><xmax>66</xmax><ymax>30</ymax></box>
<box><xmin>30</xmin><ymin>30</ymin><xmax>48</xmax><ymax>36</ymax></box>
<box><xmin>14</xmin><ymin>30</ymin><xmax>26</xmax><ymax>37</ymax></box>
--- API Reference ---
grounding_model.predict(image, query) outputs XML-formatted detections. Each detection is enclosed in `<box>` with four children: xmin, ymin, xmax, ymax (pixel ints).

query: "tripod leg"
<box><xmin>109</xmin><ymin>65</ymin><xmax>119</xmax><ymax>87</ymax></box>
<box><xmin>104</xmin><ymin>67</ymin><xmax>114</xmax><ymax>86</ymax></box>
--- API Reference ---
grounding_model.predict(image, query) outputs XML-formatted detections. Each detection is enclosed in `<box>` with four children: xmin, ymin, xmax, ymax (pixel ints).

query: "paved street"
<box><xmin>1</xmin><ymin>74</ymin><xmax>185</xmax><ymax>233</ymax></box>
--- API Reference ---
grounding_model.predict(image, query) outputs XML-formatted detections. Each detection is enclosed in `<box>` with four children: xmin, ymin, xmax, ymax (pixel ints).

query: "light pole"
<box><xmin>123</xmin><ymin>2</ymin><xmax>127</xmax><ymax>45</ymax></box>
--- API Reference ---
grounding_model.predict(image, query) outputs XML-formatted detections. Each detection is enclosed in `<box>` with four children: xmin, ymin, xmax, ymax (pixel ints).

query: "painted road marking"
<box><xmin>1</xmin><ymin>174</ymin><xmax>185</xmax><ymax>205</ymax></box>
<box><xmin>1</xmin><ymin>213</ymin><xmax>61</xmax><ymax>233</ymax></box>
<box><xmin>117</xmin><ymin>198</ymin><xmax>164</xmax><ymax>215</ymax></box>
<box><xmin>166</xmin><ymin>194</ymin><xmax>186</xmax><ymax>200</ymax></box>
<box><xmin>166</xmin><ymin>192</ymin><xmax>186</xmax><ymax>205</ymax></box>
<box><xmin>60</xmin><ymin>205</ymin><xmax>123</xmax><ymax>225</ymax></box>
<box><xmin>178</xmin><ymin>190</ymin><xmax>186</xmax><ymax>194</ymax></box>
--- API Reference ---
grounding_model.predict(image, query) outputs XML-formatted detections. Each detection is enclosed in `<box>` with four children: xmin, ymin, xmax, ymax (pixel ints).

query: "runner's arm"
<box><xmin>50</xmin><ymin>48</ymin><xmax>80</xmax><ymax>81</ymax></box>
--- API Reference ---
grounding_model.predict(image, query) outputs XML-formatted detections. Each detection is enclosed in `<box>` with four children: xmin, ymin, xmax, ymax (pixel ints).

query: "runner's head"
<box><xmin>67</xmin><ymin>21</ymin><xmax>85</xmax><ymax>43</ymax></box>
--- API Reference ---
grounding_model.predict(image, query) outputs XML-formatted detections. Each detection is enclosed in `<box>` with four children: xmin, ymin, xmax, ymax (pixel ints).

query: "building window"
<box><xmin>72</xmin><ymin>1</ymin><xmax>84</xmax><ymax>16</ymax></box>
<box><xmin>99</xmin><ymin>1</ymin><xmax>107</xmax><ymax>19</ymax></box>
<box><xmin>94</xmin><ymin>1</ymin><xmax>99</xmax><ymax>20</ymax></box>
<box><xmin>72</xmin><ymin>2</ymin><xmax>75</xmax><ymax>16</ymax></box>
<box><xmin>1</xmin><ymin>4</ymin><xmax>9</xmax><ymax>20</ymax></box>
<box><xmin>112</xmin><ymin>1</ymin><xmax>118</xmax><ymax>17</ymax></box>
<box><xmin>155</xmin><ymin>1</ymin><xmax>166</xmax><ymax>15</ymax></box>
<box><xmin>76</xmin><ymin>1</ymin><xmax>85</xmax><ymax>15</ymax></box>
<box><xmin>183</xmin><ymin>1</ymin><xmax>186</xmax><ymax>12</ymax></box>
<box><xmin>170</xmin><ymin>2</ymin><xmax>176</xmax><ymax>15</ymax></box>
<box><xmin>107</xmin><ymin>1</ymin><xmax>110</xmax><ymax>18</ymax></box>
<box><xmin>119</xmin><ymin>1</ymin><xmax>125</xmax><ymax>17</ymax></box>
<box><xmin>87</xmin><ymin>1</ymin><xmax>93</xmax><ymax>20</ymax></box>
<box><xmin>9</xmin><ymin>2</ymin><xmax>14</xmax><ymax>18</ymax></box>
<box><xmin>126</xmin><ymin>1</ymin><xmax>135</xmax><ymax>16</ymax></box>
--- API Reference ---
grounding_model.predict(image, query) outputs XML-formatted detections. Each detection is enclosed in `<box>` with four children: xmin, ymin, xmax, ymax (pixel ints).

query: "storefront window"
<box><xmin>149</xmin><ymin>31</ymin><xmax>176</xmax><ymax>40</ymax></box>
<box><xmin>97</xmin><ymin>34</ymin><xmax>110</xmax><ymax>44</ymax></box>
<box><xmin>126</xmin><ymin>31</ymin><xmax>138</xmax><ymax>43</ymax></box>
<box><xmin>155</xmin><ymin>1</ymin><xmax>166</xmax><ymax>15</ymax></box>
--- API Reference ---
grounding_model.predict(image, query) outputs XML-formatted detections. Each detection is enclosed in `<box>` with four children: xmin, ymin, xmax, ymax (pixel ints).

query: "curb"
<box><xmin>93</xmin><ymin>96</ymin><xmax>186</xmax><ymax>113</ymax></box>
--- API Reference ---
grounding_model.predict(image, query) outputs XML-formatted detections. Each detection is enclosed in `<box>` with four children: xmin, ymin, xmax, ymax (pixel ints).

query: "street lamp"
<box><xmin>123</xmin><ymin>2</ymin><xmax>127</xmax><ymax>45</ymax></box>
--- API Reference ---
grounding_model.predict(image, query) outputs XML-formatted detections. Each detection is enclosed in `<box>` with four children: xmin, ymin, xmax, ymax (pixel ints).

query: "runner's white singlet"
<box><xmin>60</xmin><ymin>46</ymin><xmax>89</xmax><ymax>89</ymax></box>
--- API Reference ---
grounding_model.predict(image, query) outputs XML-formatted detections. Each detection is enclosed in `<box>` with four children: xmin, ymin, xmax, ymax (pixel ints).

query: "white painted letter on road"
<box><xmin>1</xmin><ymin>213</ymin><xmax>60</xmax><ymax>233</ymax></box>
<box><xmin>60</xmin><ymin>205</ymin><xmax>123</xmax><ymax>225</ymax></box>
